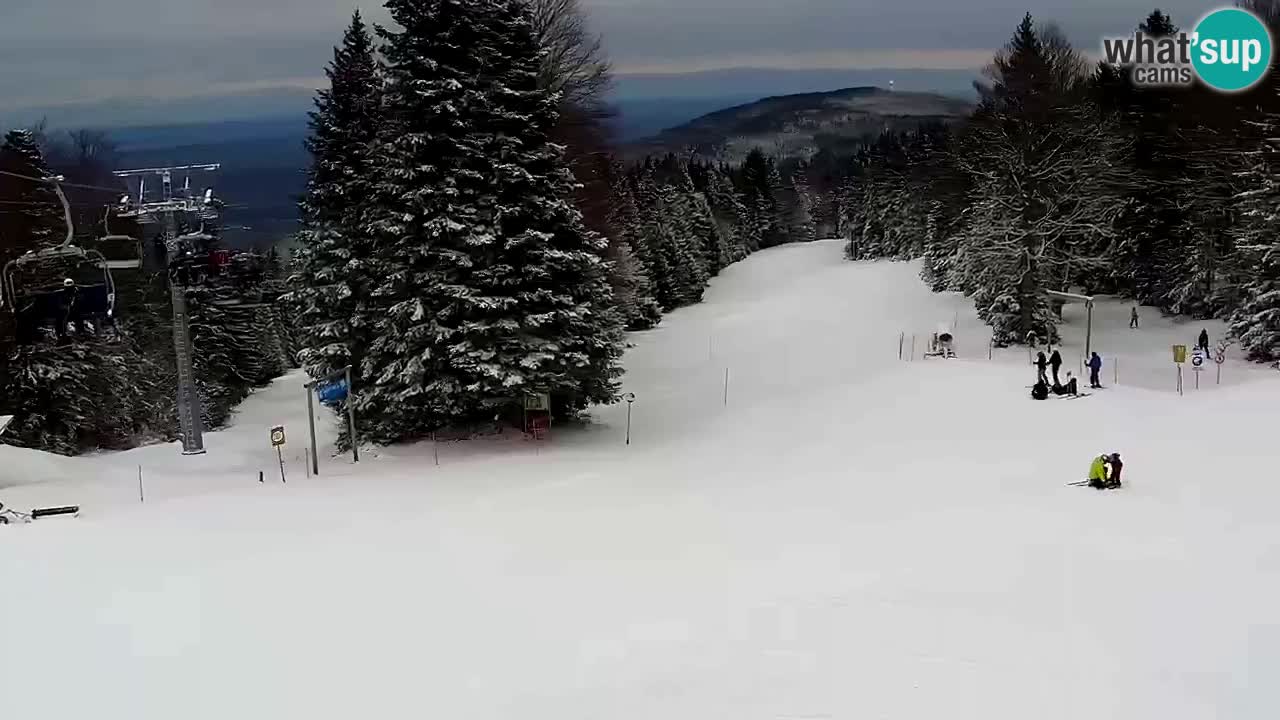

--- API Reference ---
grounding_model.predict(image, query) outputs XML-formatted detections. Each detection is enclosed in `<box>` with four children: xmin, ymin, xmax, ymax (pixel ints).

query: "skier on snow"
<box><xmin>1130</xmin><ymin>306</ymin><xmax>1140</xmax><ymax>329</ymax></box>
<box><xmin>1052</xmin><ymin>372</ymin><xmax>1079</xmax><ymax>396</ymax></box>
<box><xmin>1086</xmin><ymin>453</ymin><xmax>1122</xmax><ymax>489</ymax></box>
<box><xmin>1087</xmin><ymin>454</ymin><xmax>1111</xmax><ymax>489</ymax></box>
<box><xmin>1107</xmin><ymin>453</ymin><xmax>1123</xmax><ymax>487</ymax></box>
<box><xmin>1035</xmin><ymin>351</ymin><xmax>1049</xmax><ymax>385</ymax></box>
<box><xmin>1049</xmin><ymin>348</ymin><xmax>1063</xmax><ymax>385</ymax></box>
<box><xmin>1198</xmin><ymin>328</ymin><xmax>1210</xmax><ymax>357</ymax></box>
<box><xmin>1088</xmin><ymin>352</ymin><xmax>1103</xmax><ymax>389</ymax></box>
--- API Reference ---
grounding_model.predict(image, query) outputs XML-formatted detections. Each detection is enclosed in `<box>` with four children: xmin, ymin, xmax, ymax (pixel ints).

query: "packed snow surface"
<box><xmin>3</xmin><ymin>239</ymin><xmax>1280</xmax><ymax>719</ymax></box>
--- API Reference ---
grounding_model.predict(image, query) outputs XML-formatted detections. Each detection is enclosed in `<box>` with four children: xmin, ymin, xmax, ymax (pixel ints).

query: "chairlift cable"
<box><xmin>0</xmin><ymin>169</ymin><xmax>127</xmax><ymax>195</ymax></box>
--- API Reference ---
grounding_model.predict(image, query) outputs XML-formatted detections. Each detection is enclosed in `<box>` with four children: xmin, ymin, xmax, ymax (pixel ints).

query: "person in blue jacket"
<box><xmin>1088</xmin><ymin>352</ymin><xmax>1103</xmax><ymax>389</ymax></box>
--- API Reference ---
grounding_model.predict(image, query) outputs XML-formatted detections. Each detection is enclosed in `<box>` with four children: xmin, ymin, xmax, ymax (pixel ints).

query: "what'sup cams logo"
<box><xmin>1102</xmin><ymin>7</ymin><xmax>1273</xmax><ymax>92</ymax></box>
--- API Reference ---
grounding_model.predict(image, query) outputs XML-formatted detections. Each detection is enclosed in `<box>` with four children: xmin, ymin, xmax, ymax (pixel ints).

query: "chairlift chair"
<box><xmin>0</xmin><ymin>180</ymin><xmax>118</xmax><ymax>340</ymax></box>
<box><xmin>97</xmin><ymin>207</ymin><xmax>144</xmax><ymax>270</ymax></box>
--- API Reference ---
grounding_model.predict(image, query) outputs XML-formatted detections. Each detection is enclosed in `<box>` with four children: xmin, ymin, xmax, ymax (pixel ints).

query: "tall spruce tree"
<box><xmin>360</xmin><ymin>0</ymin><xmax>624</xmax><ymax>442</ymax></box>
<box><xmin>740</xmin><ymin>149</ymin><xmax>786</xmax><ymax>248</ymax></box>
<box><xmin>789</xmin><ymin>162</ymin><xmax>817</xmax><ymax>244</ymax></box>
<box><xmin>956</xmin><ymin>15</ymin><xmax>1129</xmax><ymax>344</ymax></box>
<box><xmin>602</xmin><ymin>158</ymin><xmax>662</xmax><ymax>329</ymax></box>
<box><xmin>1228</xmin><ymin>119</ymin><xmax>1280</xmax><ymax>361</ymax></box>
<box><xmin>291</xmin><ymin>11</ymin><xmax>382</xmax><ymax>389</ymax></box>
<box><xmin>671</xmin><ymin>161</ymin><xmax>724</xmax><ymax>278</ymax></box>
<box><xmin>629</xmin><ymin>163</ymin><xmax>679</xmax><ymax>308</ymax></box>
<box><xmin>703</xmin><ymin>166</ymin><xmax>751</xmax><ymax>264</ymax></box>
<box><xmin>0</xmin><ymin>130</ymin><xmax>63</xmax><ymax>258</ymax></box>
<box><xmin>657</xmin><ymin>182</ymin><xmax>710</xmax><ymax>306</ymax></box>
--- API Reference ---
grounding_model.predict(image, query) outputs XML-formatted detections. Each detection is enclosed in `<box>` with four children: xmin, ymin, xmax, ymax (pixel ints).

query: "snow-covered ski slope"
<box><xmin>4</xmin><ymin>239</ymin><xmax>1280</xmax><ymax>719</ymax></box>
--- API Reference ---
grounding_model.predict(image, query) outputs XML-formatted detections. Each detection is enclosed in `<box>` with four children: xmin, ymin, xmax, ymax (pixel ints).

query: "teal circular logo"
<box><xmin>1192</xmin><ymin>8</ymin><xmax>1273</xmax><ymax>92</ymax></box>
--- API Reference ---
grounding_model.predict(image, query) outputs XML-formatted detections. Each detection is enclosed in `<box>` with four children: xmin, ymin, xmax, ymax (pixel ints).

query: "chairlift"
<box><xmin>0</xmin><ymin>180</ymin><xmax>118</xmax><ymax>341</ymax></box>
<box><xmin>96</xmin><ymin>207</ymin><xmax>144</xmax><ymax>270</ymax></box>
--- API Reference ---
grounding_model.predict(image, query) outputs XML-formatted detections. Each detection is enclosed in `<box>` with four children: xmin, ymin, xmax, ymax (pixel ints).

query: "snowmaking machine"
<box><xmin>924</xmin><ymin>323</ymin><xmax>956</xmax><ymax>359</ymax></box>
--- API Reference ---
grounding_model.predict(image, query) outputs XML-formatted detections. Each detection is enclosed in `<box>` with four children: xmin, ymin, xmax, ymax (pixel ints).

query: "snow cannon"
<box><xmin>925</xmin><ymin>324</ymin><xmax>956</xmax><ymax>359</ymax></box>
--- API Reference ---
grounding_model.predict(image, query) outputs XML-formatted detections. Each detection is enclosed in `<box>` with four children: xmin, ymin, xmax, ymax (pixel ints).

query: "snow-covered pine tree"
<box><xmin>1225</xmin><ymin>50</ymin><xmax>1280</xmax><ymax>362</ymax></box>
<box><xmin>603</xmin><ymin>158</ymin><xmax>662</xmax><ymax>329</ymax></box>
<box><xmin>764</xmin><ymin>157</ymin><xmax>789</xmax><ymax>246</ymax></box>
<box><xmin>789</xmin><ymin>162</ymin><xmax>817</xmax><ymax>243</ymax></box>
<box><xmin>1158</xmin><ymin>102</ymin><xmax>1258</xmax><ymax>319</ymax></box>
<box><xmin>1227</xmin><ymin>122</ymin><xmax>1280</xmax><ymax>361</ymax></box>
<box><xmin>0</xmin><ymin>130</ymin><xmax>63</xmax><ymax>257</ymax></box>
<box><xmin>361</xmin><ymin>0</ymin><xmax>625</xmax><ymax>441</ymax></box>
<box><xmin>2</xmin><ymin>342</ymin><xmax>95</xmax><ymax>455</ymax></box>
<box><xmin>629</xmin><ymin>164</ymin><xmax>680</xmax><ymax>308</ymax></box>
<box><xmin>291</xmin><ymin>10</ymin><xmax>382</xmax><ymax>388</ymax></box>
<box><xmin>1092</xmin><ymin>10</ymin><xmax>1190</xmax><ymax>304</ymax></box>
<box><xmin>1</xmin><ymin>338</ymin><xmax>149</xmax><ymax>455</ymax></box>
<box><xmin>657</xmin><ymin>182</ymin><xmax>709</xmax><ymax>306</ymax></box>
<box><xmin>955</xmin><ymin>15</ymin><xmax>1128</xmax><ymax>344</ymax></box>
<box><xmin>701</xmin><ymin>165</ymin><xmax>751</xmax><ymax>265</ymax></box>
<box><xmin>672</xmin><ymin>162</ymin><xmax>725</xmax><ymax>278</ymax></box>
<box><xmin>443</xmin><ymin>0</ymin><xmax>625</xmax><ymax>421</ymax></box>
<box><xmin>740</xmin><ymin>148</ymin><xmax>785</xmax><ymax>249</ymax></box>
<box><xmin>186</xmin><ymin>281</ymin><xmax>253</xmax><ymax>428</ymax></box>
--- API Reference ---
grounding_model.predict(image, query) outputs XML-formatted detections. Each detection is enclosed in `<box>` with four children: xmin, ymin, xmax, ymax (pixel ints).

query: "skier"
<box><xmin>1087</xmin><ymin>453</ymin><xmax>1112</xmax><ymax>489</ymax></box>
<box><xmin>1088</xmin><ymin>352</ymin><xmax>1103</xmax><ymax>389</ymax></box>
<box><xmin>55</xmin><ymin>278</ymin><xmax>78</xmax><ymax>342</ymax></box>
<box><xmin>1107</xmin><ymin>453</ymin><xmax>1123</xmax><ymax>488</ymax></box>
<box><xmin>1198</xmin><ymin>329</ymin><xmax>1210</xmax><ymax>357</ymax></box>
<box><xmin>1130</xmin><ymin>306</ymin><xmax>1140</xmax><ymax>329</ymax></box>
<box><xmin>1035</xmin><ymin>351</ymin><xmax>1049</xmax><ymax>385</ymax></box>
<box><xmin>1031</xmin><ymin>379</ymin><xmax>1049</xmax><ymax>400</ymax></box>
<box><xmin>1050</xmin><ymin>374</ymin><xmax>1077</xmax><ymax>396</ymax></box>
<box><xmin>1059</xmin><ymin>372</ymin><xmax>1079</xmax><ymax>396</ymax></box>
<box><xmin>1049</xmin><ymin>348</ymin><xmax>1063</xmax><ymax>385</ymax></box>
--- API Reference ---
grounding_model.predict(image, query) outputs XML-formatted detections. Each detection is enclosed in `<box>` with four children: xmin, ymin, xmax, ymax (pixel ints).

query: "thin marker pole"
<box><xmin>306</xmin><ymin>384</ymin><xmax>319</xmax><ymax>476</ymax></box>
<box><xmin>345</xmin><ymin>365</ymin><xmax>359</xmax><ymax>463</ymax></box>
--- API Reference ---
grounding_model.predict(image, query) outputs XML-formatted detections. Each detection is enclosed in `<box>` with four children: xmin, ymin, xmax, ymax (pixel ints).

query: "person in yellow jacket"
<box><xmin>1087</xmin><ymin>453</ymin><xmax>1112</xmax><ymax>489</ymax></box>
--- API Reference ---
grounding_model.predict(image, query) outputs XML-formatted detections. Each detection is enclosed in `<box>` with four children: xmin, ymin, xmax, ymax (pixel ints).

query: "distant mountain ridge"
<box><xmin>628</xmin><ymin>86</ymin><xmax>971</xmax><ymax>162</ymax></box>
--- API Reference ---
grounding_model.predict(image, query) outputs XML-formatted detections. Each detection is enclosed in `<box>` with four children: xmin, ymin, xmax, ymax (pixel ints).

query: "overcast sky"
<box><xmin>1</xmin><ymin>0</ymin><xmax>1213</xmax><ymax>110</ymax></box>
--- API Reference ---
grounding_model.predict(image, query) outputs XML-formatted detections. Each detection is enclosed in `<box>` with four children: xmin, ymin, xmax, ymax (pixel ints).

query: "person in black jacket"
<box><xmin>1053</xmin><ymin>372</ymin><xmax>1079</xmax><ymax>396</ymax></box>
<box><xmin>1035</xmin><ymin>351</ymin><xmax>1049</xmax><ymax>384</ymax></box>
<box><xmin>1198</xmin><ymin>329</ymin><xmax>1210</xmax><ymax>357</ymax></box>
<box><xmin>1107</xmin><ymin>453</ymin><xmax>1123</xmax><ymax>488</ymax></box>
<box><xmin>1049</xmin><ymin>348</ymin><xmax>1063</xmax><ymax>385</ymax></box>
<box><xmin>54</xmin><ymin>279</ymin><xmax>78</xmax><ymax>342</ymax></box>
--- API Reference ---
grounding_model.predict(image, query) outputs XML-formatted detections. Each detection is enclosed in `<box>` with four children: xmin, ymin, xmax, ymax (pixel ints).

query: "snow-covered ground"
<box><xmin>4</xmin><ymin>239</ymin><xmax>1280</xmax><ymax>719</ymax></box>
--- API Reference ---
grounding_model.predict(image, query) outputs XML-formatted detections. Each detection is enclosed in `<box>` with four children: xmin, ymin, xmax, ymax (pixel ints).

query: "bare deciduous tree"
<box><xmin>527</xmin><ymin>0</ymin><xmax>612</xmax><ymax>113</ymax></box>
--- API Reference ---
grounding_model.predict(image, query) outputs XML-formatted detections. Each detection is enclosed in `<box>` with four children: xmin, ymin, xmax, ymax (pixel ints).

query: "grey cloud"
<box><xmin>0</xmin><ymin>0</ymin><xmax>1218</xmax><ymax>111</ymax></box>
